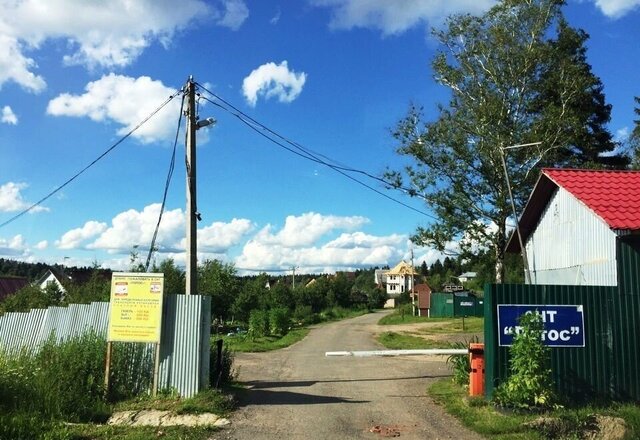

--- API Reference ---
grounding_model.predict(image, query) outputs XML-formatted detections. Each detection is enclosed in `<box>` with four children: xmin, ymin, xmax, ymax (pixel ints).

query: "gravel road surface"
<box><xmin>221</xmin><ymin>311</ymin><xmax>484</xmax><ymax>440</ymax></box>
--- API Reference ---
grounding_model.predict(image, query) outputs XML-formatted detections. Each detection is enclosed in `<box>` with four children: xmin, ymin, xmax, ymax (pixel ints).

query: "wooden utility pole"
<box><xmin>185</xmin><ymin>77</ymin><xmax>197</xmax><ymax>296</ymax></box>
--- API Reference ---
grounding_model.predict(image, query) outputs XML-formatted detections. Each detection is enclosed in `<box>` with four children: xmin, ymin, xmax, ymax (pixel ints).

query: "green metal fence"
<box><xmin>430</xmin><ymin>292</ymin><xmax>454</xmax><ymax>317</ymax></box>
<box><xmin>484</xmin><ymin>283</ymin><xmax>640</xmax><ymax>401</ymax></box>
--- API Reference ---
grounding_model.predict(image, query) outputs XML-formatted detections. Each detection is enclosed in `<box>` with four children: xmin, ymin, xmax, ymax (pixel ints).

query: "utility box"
<box><xmin>469</xmin><ymin>343</ymin><xmax>485</xmax><ymax>397</ymax></box>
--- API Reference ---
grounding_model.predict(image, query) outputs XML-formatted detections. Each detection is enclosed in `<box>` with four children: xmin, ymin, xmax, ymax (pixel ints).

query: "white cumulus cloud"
<box><xmin>0</xmin><ymin>234</ymin><xmax>28</xmax><ymax>257</ymax></box>
<box><xmin>215</xmin><ymin>0</ymin><xmax>250</xmax><ymax>30</ymax></box>
<box><xmin>0</xmin><ymin>34</ymin><xmax>46</xmax><ymax>93</ymax></box>
<box><xmin>34</xmin><ymin>240</ymin><xmax>48</xmax><ymax>250</ymax></box>
<box><xmin>0</xmin><ymin>0</ymin><xmax>251</xmax><ymax>92</ymax></box>
<box><xmin>0</xmin><ymin>182</ymin><xmax>47</xmax><ymax>213</ymax></box>
<box><xmin>310</xmin><ymin>0</ymin><xmax>496</xmax><ymax>35</ymax></box>
<box><xmin>254</xmin><ymin>212</ymin><xmax>368</xmax><ymax>248</ymax></box>
<box><xmin>47</xmin><ymin>74</ymin><xmax>181</xmax><ymax>144</ymax></box>
<box><xmin>89</xmin><ymin>204</ymin><xmax>184</xmax><ymax>253</ymax></box>
<box><xmin>1</xmin><ymin>105</ymin><xmax>18</xmax><ymax>124</ymax></box>
<box><xmin>592</xmin><ymin>0</ymin><xmax>640</xmax><ymax>18</ymax></box>
<box><xmin>242</xmin><ymin>61</ymin><xmax>307</xmax><ymax>107</ymax></box>
<box><xmin>82</xmin><ymin>203</ymin><xmax>251</xmax><ymax>257</ymax></box>
<box><xmin>195</xmin><ymin>219</ymin><xmax>255</xmax><ymax>253</ymax></box>
<box><xmin>56</xmin><ymin>220</ymin><xmax>108</xmax><ymax>250</ymax></box>
<box><xmin>235</xmin><ymin>213</ymin><xmax>405</xmax><ymax>272</ymax></box>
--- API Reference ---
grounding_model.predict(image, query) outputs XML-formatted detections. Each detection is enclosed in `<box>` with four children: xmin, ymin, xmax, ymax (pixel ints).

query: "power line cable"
<box><xmin>197</xmin><ymin>84</ymin><xmax>408</xmax><ymax>188</ymax></box>
<box><xmin>144</xmin><ymin>93</ymin><xmax>186</xmax><ymax>271</ymax></box>
<box><xmin>195</xmin><ymin>90</ymin><xmax>436</xmax><ymax>219</ymax></box>
<box><xmin>0</xmin><ymin>91</ymin><xmax>182</xmax><ymax>230</ymax></box>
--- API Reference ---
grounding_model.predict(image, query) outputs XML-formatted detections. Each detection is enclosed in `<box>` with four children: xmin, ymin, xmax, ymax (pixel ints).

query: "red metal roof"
<box><xmin>506</xmin><ymin>168</ymin><xmax>640</xmax><ymax>253</ymax></box>
<box><xmin>543</xmin><ymin>168</ymin><xmax>640</xmax><ymax>229</ymax></box>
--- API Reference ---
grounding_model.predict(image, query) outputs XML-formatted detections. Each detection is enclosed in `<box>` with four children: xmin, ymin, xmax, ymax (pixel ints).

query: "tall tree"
<box><xmin>389</xmin><ymin>0</ymin><xmax>627</xmax><ymax>283</ymax></box>
<box><xmin>198</xmin><ymin>259</ymin><xmax>239</xmax><ymax>320</ymax></box>
<box><xmin>630</xmin><ymin>97</ymin><xmax>640</xmax><ymax>169</ymax></box>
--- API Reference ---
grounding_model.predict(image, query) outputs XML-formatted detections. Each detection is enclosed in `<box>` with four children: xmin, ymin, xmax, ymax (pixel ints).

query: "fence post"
<box><xmin>214</xmin><ymin>339</ymin><xmax>223</xmax><ymax>388</ymax></box>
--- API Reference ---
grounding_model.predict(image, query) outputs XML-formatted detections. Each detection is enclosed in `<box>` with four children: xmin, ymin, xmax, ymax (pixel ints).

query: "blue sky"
<box><xmin>0</xmin><ymin>0</ymin><xmax>638</xmax><ymax>274</ymax></box>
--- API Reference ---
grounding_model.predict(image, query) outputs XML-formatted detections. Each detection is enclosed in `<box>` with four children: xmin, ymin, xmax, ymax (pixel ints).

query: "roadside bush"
<box><xmin>248</xmin><ymin>309</ymin><xmax>269</xmax><ymax>338</ymax></box>
<box><xmin>366</xmin><ymin>287</ymin><xmax>387</xmax><ymax>310</ymax></box>
<box><xmin>269</xmin><ymin>307</ymin><xmax>291</xmax><ymax>336</ymax></box>
<box><xmin>494</xmin><ymin>312</ymin><xmax>557</xmax><ymax>410</ymax></box>
<box><xmin>293</xmin><ymin>305</ymin><xmax>318</xmax><ymax>325</ymax></box>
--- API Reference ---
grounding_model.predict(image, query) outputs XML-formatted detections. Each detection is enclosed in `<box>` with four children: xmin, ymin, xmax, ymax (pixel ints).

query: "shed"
<box><xmin>412</xmin><ymin>283</ymin><xmax>431</xmax><ymax>316</ymax></box>
<box><xmin>507</xmin><ymin>168</ymin><xmax>640</xmax><ymax>286</ymax></box>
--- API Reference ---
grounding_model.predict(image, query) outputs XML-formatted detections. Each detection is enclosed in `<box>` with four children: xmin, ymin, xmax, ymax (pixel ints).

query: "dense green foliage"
<box><xmin>0</xmin><ymin>332</ymin><xmax>237</xmax><ymax>439</ymax></box>
<box><xmin>388</xmin><ymin>0</ymin><xmax>628</xmax><ymax>283</ymax></box>
<box><xmin>494</xmin><ymin>312</ymin><xmax>557</xmax><ymax>410</ymax></box>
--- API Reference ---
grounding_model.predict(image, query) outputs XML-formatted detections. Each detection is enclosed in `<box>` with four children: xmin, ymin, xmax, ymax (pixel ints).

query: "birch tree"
<box><xmin>389</xmin><ymin>0</ymin><xmax>628</xmax><ymax>283</ymax></box>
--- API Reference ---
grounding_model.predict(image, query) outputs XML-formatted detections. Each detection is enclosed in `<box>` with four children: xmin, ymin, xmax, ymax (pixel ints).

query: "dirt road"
<box><xmin>221</xmin><ymin>311</ymin><xmax>484</xmax><ymax>439</ymax></box>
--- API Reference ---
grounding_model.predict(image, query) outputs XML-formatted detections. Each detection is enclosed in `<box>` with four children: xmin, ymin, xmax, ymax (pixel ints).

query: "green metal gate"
<box><xmin>484</xmin><ymin>283</ymin><xmax>640</xmax><ymax>401</ymax></box>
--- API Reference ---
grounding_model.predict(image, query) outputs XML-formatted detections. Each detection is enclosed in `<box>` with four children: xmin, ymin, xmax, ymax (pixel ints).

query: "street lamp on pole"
<box><xmin>185</xmin><ymin>77</ymin><xmax>216</xmax><ymax>296</ymax></box>
<box><xmin>499</xmin><ymin>142</ymin><xmax>540</xmax><ymax>285</ymax></box>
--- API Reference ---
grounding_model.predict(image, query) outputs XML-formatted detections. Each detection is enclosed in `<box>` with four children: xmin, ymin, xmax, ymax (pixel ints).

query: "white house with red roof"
<box><xmin>507</xmin><ymin>168</ymin><xmax>640</xmax><ymax>286</ymax></box>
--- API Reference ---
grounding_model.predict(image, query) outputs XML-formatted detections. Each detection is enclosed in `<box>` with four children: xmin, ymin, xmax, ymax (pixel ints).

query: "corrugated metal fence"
<box><xmin>484</xmin><ymin>284</ymin><xmax>640</xmax><ymax>401</ymax></box>
<box><xmin>0</xmin><ymin>294</ymin><xmax>211</xmax><ymax>398</ymax></box>
<box><xmin>430</xmin><ymin>292</ymin><xmax>484</xmax><ymax>318</ymax></box>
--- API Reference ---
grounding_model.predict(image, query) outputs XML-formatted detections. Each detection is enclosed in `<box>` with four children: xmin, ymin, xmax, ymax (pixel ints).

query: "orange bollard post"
<box><xmin>469</xmin><ymin>343</ymin><xmax>485</xmax><ymax>397</ymax></box>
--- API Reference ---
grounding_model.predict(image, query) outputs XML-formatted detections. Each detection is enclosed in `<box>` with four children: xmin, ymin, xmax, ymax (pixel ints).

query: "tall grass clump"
<box><xmin>35</xmin><ymin>333</ymin><xmax>110</xmax><ymax>422</ymax></box>
<box><xmin>109</xmin><ymin>341</ymin><xmax>154</xmax><ymax>401</ymax></box>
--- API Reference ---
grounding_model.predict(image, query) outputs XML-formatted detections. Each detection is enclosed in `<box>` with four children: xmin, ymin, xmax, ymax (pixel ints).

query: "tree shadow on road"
<box><xmin>234</xmin><ymin>388</ymin><xmax>369</xmax><ymax>407</ymax></box>
<box><xmin>244</xmin><ymin>374</ymin><xmax>450</xmax><ymax>389</ymax></box>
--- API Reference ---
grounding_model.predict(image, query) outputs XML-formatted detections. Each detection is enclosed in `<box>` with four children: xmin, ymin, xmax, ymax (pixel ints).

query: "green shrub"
<box><xmin>293</xmin><ymin>305</ymin><xmax>317</xmax><ymax>325</ymax></box>
<box><xmin>269</xmin><ymin>307</ymin><xmax>291</xmax><ymax>336</ymax></box>
<box><xmin>248</xmin><ymin>309</ymin><xmax>269</xmax><ymax>338</ymax></box>
<box><xmin>493</xmin><ymin>312</ymin><xmax>557</xmax><ymax>410</ymax></box>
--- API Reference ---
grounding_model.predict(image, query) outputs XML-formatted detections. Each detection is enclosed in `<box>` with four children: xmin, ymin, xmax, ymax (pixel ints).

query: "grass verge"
<box><xmin>222</xmin><ymin>328</ymin><xmax>310</xmax><ymax>352</ymax></box>
<box><xmin>377</xmin><ymin>331</ymin><xmax>453</xmax><ymax>349</ymax></box>
<box><xmin>429</xmin><ymin>379</ymin><xmax>640</xmax><ymax>440</ymax></box>
<box><xmin>429</xmin><ymin>379</ymin><xmax>538</xmax><ymax>440</ymax></box>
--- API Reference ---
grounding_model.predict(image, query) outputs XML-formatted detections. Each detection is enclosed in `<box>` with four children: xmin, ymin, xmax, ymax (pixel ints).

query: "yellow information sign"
<box><xmin>107</xmin><ymin>272</ymin><xmax>164</xmax><ymax>343</ymax></box>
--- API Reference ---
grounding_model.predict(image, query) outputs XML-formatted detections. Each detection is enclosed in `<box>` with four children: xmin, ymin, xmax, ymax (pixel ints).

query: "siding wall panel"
<box><xmin>527</xmin><ymin>188</ymin><xmax>617</xmax><ymax>286</ymax></box>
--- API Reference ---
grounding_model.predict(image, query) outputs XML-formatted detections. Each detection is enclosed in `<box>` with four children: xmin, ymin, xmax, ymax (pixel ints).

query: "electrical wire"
<box><xmin>197</xmin><ymin>83</ymin><xmax>411</xmax><ymax>189</ymax></box>
<box><xmin>0</xmin><ymin>91</ymin><xmax>182</xmax><ymax>230</ymax></box>
<box><xmin>195</xmin><ymin>86</ymin><xmax>437</xmax><ymax>220</ymax></box>
<box><xmin>144</xmin><ymin>93</ymin><xmax>186</xmax><ymax>271</ymax></box>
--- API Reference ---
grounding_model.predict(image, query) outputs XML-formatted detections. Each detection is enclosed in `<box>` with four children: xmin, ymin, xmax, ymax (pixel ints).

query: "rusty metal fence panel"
<box><xmin>484</xmin><ymin>283</ymin><xmax>640</xmax><ymax>401</ymax></box>
<box><xmin>0</xmin><ymin>295</ymin><xmax>210</xmax><ymax>398</ymax></box>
